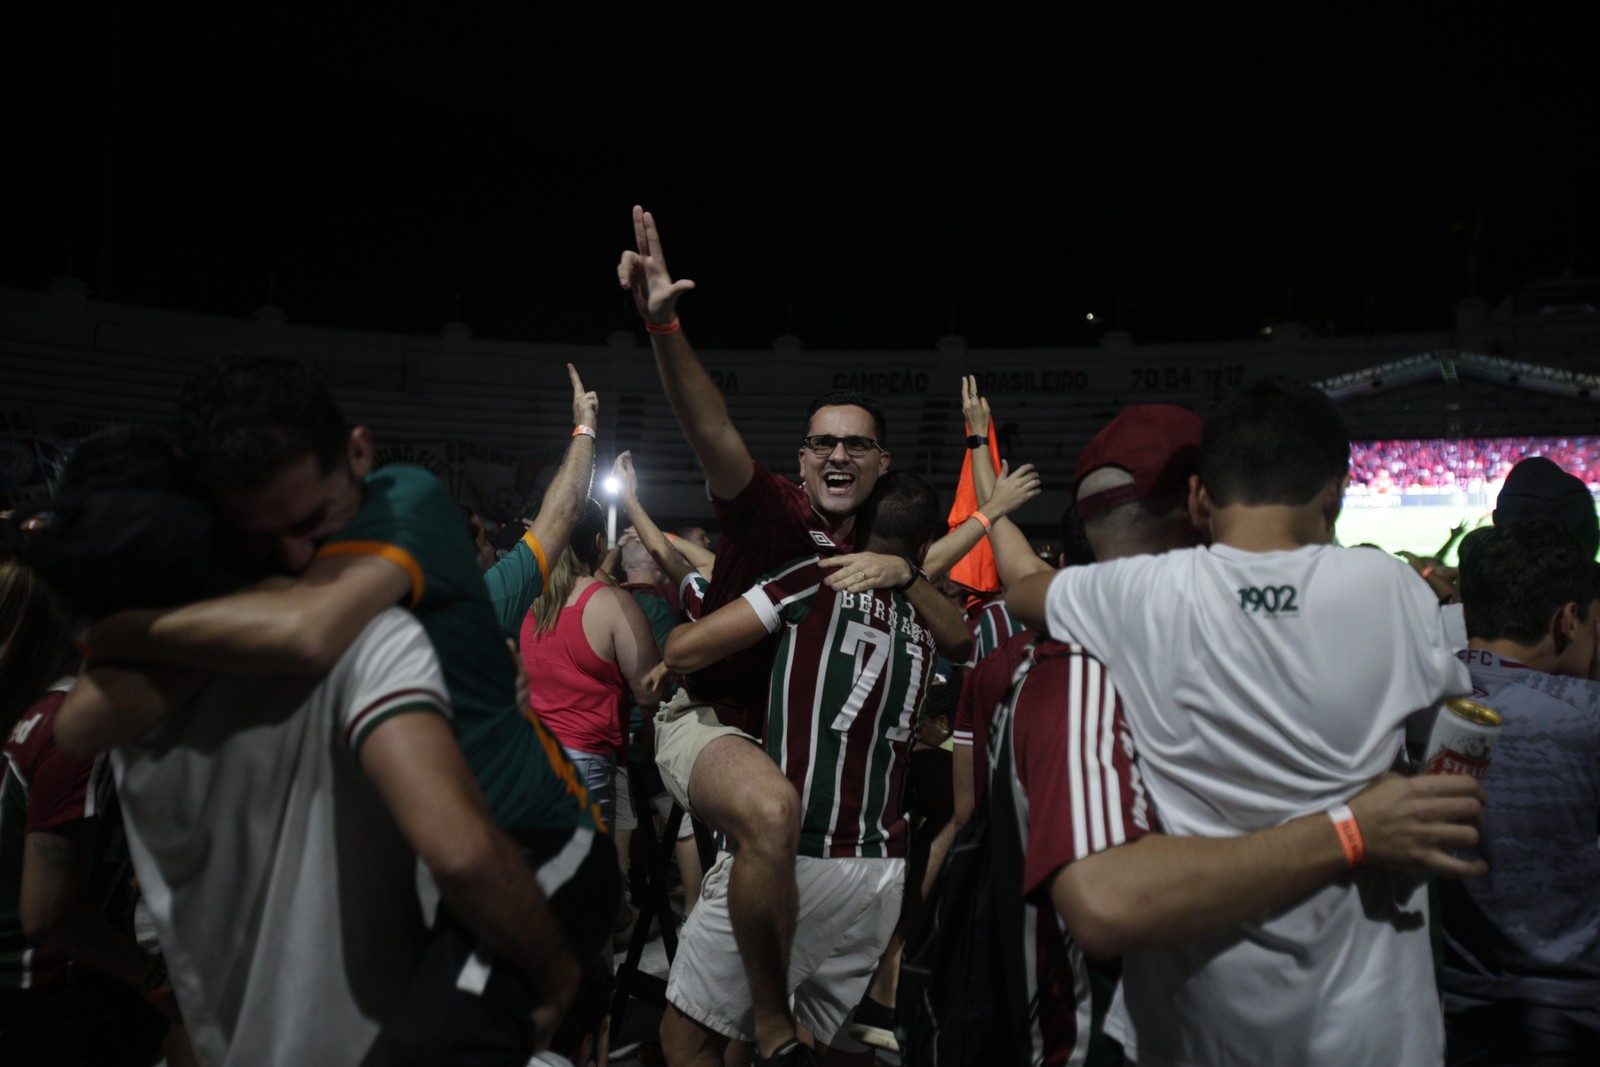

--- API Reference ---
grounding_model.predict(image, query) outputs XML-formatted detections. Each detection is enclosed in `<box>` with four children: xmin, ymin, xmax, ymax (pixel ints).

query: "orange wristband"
<box><xmin>572</xmin><ymin>424</ymin><xmax>595</xmax><ymax>439</ymax></box>
<box><xmin>645</xmin><ymin>319</ymin><xmax>681</xmax><ymax>335</ymax></box>
<box><xmin>971</xmin><ymin>510</ymin><xmax>993</xmax><ymax>531</ymax></box>
<box><xmin>1328</xmin><ymin>804</ymin><xmax>1365</xmax><ymax>867</ymax></box>
<box><xmin>1420</xmin><ymin>565</ymin><xmax>1435</xmax><ymax>579</ymax></box>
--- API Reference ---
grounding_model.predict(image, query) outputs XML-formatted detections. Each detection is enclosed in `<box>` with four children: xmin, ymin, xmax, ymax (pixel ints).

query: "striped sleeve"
<box><xmin>13</xmin><ymin>696</ymin><xmax>114</xmax><ymax>834</ymax></box>
<box><xmin>744</xmin><ymin>555</ymin><xmax>825</xmax><ymax>631</ymax></box>
<box><xmin>1011</xmin><ymin>649</ymin><xmax>1152</xmax><ymax>898</ymax></box>
<box><xmin>336</xmin><ymin>610</ymin><xmax>453</xmax><ymax>757</ymax></box>
<box><xmin>679</xmin><ymin>571</ymin><xmax>710</xmax><ymax>621</ymax></box>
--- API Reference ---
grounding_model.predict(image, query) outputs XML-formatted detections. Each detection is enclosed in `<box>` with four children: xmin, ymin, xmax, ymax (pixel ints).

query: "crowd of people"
<box><xmin>1</xmin><ymin>207</ymin><xmax>1596</xmax><ymax>1067</ymax></box>
<box><xmin>1349</xmin><ymin>437</ymin><xmax>1600</xmax><ymax>493</ymax></box>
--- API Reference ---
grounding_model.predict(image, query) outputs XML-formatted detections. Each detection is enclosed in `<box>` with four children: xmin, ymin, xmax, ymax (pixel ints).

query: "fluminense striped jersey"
<box><xmin>962</xmin><ymin>596</ymin><xmax>1028</xmax><ymax>668</ymax></box>
<box><xmin>679</xmin><ymin>570</ymin><xmax>710</xmax><ymax>622</ymax></box>
<box><xmin>980</xmin><ymin>639</ymin><xmax>1154</xmax><ymax>1067</ymax></box>
<box><xmin>741</xmin><ymin>555</ymin><xmax>937</xmax><ymax>859</ymax></box>
<box><xmin>1</xmin><ymin>683</ymin><xmax>125</xmax><ymax>991</ymax></box>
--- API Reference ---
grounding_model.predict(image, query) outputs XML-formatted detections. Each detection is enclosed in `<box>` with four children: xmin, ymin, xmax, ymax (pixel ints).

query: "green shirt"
<box><xmin>485</xmin><ymin>533</ymin><xmax>550</xmax><ymax>638</ymax></box>
<box><xmin>319</xmin><ymin>465</ymin><xmax>599</xmax><ymax>838</ymax></box>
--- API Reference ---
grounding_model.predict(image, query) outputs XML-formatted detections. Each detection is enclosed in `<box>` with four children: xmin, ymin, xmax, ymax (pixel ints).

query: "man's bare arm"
<box><xmin>525</xmin><ymin>364</ymin><xmax>599</xmax><ymax>558</ymax></box>
<box><xmin>667</xmin><ymin>532</ymin><xmax>716</xmax><ymax>575</ymax></box>
<box><xmin>923</xmin><ymin>460</ymin><xmax>1043</xmax><ymax>579</ymax></box>
<box><xmin>952</xmin><ymin>743</ymin><xmax>975</xmax><ymax>830</ymax></box>
<box><xmin>960</xmin><ymin>378</ymin><xmax>1052</xmax><ymax>586</ymax></box>
<box><xmin>902</xmin><ymin>578</ymin><xmax>975</xmax><ymax>663</ymax></box>
<box><xmin>662</xmin><ymin>597</ymin><xmax>770</xmax><ymax>674</ymax></box>
<box><xmin>818</xmin><ymin>555</ymin><xmax>975</xmax><ymax>660</ymax></box>
<box><xmin>84</xmin><ymin>554</ymin><xmax>410</xmax><ymax>675</ymax></box>
<box><xmin>55</xmin><ymin>665</ymin><xmax>207</xmax><ymax>758</ymax></box>
<box><xmin>598</xmin><ymin>586</ymin><xmax>668</xmax><ymax>710</ymax></box>
<box><xmin>360</xmin><ymin>709</ymin><xmax>580</xmax><ymax>1048</ymax></box>
<box><xmin>1054</xmin><ymin>773</ymin><xmax>1486</xmax><ymax>959</ymax></box>
<box><xmin>1006</xmin><ymin>571</ymin><xmax>1055</xmax><ymax>634</ymax></box>
<box><xmin>618</xmin><ymin>206</ymin><xmax>754</xmax><ymax>501</ymax></box>
<box><xmin>614</xmin><ymin>451</ymin><xmax>700</xmax><ymax>587</ymax></box>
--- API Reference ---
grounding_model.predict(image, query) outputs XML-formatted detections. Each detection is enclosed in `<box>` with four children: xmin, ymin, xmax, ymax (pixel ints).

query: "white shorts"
<box><xmin>665</xmin><ymin>851</ymin><xmax>905</xmax><ymax>1052</ymax></box>
<box><xmin>653</xmin><ymin>689</ymin><xmax>753</xmax><ymax>816</ymax></box>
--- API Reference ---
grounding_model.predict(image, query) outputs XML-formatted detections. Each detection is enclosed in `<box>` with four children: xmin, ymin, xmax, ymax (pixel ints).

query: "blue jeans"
<box><xmin>566</xmin><ymin>750</ymin><xmax>617</xmax><ymax>831</ymax></box>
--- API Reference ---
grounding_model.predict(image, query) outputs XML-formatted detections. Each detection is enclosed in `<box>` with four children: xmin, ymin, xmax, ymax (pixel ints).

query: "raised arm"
<box><xmin>1054</xmin><ymin>772</ymin><xmax>1486</xmax><ymax>959</ymax></box>
<box><xmin>618</xmin><ymin>206</ymin><xmax>754</xmax><ymax>501</ymax></box>
<box><xmin>1006</xmin><ymin>571</ymin><xmax>1055</xmax><ymax>634</ymax></box>
<box><xmin>613</xmin><ymin>451</ymin><xmax>699</xmax><ymax>588</ymax></box>
<box><xmin>923</xmin><ymin>460</ymin><xmax>1043</xmax><ymax>579</ymax></box>
<box><xmin>524</xmin><ymin>364</ymin><xmax>599</xmax><ymax>563</ymax></box>
<box><xmin>485</xmin><ymin>365</ymin><xmax>599</xmax><ymax>632</ymax></box>
<box><xmin>958</xmin><ymin>378</ymin><xmax>1052</xmax><ymax>587</ymax></box>
<box><xmin>666</xmin><ymin>531</ymin><xmax>716</xmax><ymax>576</ymax></box>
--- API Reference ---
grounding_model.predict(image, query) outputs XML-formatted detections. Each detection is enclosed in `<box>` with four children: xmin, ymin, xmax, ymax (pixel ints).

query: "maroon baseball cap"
<box><xmin>1074</xmin><ymin>404</ymin><xmax>1203</xmax><ymax>520</ymax></box>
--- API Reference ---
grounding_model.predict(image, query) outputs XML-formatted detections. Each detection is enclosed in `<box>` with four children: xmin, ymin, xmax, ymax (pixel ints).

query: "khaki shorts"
<box><xmin>652</xmin><ymin>689</ymin><xmax>753</xmax><ymax>817</ymax></box>
<box><xmin>666</xmin><ymin>851</ymin><xmax>906</xmax><ymax>1051</ymax></box>
<box><xmin>613</xmin><ymin>750</ymin><xmax>694</xmax><ymax>839</ymax></box>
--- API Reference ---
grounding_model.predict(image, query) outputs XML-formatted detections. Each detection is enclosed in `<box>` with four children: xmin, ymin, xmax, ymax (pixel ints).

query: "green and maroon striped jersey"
<box><xmin>742</xmin><ymin>555</ymin><xmax>937</xmax><ymax>859</ymax></box>
<box><xmin>2</xmin><ymin>685</ymin><xmax>127</xmax><ymax>991</ymax></box>
<box><xmin>963</xmin><ymin>596</ymin><xmax>1028</xmax><ymax>668</ymax></box>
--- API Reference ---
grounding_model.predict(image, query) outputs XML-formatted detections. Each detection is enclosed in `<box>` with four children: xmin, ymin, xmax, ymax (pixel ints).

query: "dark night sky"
<box><xmin>9</xmin><ymin>6</ymin><xmax>1599</xmax><ymax>350</ymax></box>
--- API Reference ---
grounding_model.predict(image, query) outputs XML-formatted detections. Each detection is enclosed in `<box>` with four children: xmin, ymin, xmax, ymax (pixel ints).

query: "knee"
<box><xmin>739</xmin><ymin>779</ymin><xmax>800</xmax><ymax>855</ymax></box>
<box><xmin>660</xmin><ymin>1006</ymin><xmax>722</xmax><ymax>1067</ymax></box>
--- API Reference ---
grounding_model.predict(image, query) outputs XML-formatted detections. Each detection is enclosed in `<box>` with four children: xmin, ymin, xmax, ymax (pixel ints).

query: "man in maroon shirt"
<box><xmin>619</xmin><ymin>207</ymin><xmax>967</xmax><ymax>1067</ymax></box>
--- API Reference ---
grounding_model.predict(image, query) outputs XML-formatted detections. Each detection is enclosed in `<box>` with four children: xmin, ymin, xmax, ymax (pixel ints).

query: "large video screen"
<box><xmin>1338</xmin><ymin>437</ymin><xmax>1600</xmax><ymax>562</ymax></box>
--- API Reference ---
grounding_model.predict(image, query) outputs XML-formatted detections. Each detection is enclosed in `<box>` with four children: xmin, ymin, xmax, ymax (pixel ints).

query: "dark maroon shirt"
<box><xmin>691</xmin><ymin>463</ymin><xmax>851</xmax><ymax>735</ymax></box>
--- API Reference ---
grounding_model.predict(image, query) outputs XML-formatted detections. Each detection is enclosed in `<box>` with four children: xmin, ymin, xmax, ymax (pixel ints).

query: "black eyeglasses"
<box><xmin>800</xmin><ymin>434</ymin><xmax>884</xmax><ymax>457</ymax></box>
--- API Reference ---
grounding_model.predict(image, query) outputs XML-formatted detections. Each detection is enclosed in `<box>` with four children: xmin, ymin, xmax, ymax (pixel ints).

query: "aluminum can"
<box><xmin>1423</xmin><ymin>697</ymin><xmax>1502</xmax><ymax>779</ymax></box>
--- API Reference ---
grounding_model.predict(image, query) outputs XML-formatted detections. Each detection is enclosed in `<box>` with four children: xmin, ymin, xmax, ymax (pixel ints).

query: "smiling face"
<box><xmin>799</xmin><ymin>404</ymin><xmax>890</xmax><ymax>526</ymax></box>
<box><xmin>213</xmin><ymin>428</ymin><xmax>372</xmax><ymax>574</ymax></box>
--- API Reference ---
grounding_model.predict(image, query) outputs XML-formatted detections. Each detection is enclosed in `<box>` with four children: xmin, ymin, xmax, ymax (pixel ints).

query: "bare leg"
<box><xmin>688</xmin><ymin>735</ymin><xmax>801</xmax><ymax>1059</ymax></box>
<box><xmin>662</xmin><ymin>1003</ymin><xmax>731</xmax><ymax>1067</ymax></box>
<box><xmin>616</xmin><ymin>826</ymin><xmax>633</xmax><ymax>882</ymax></box>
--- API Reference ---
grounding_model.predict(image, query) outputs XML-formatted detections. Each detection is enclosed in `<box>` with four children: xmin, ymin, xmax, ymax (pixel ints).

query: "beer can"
<box><xmin>1423</xmin><ymin>698</ymin><xmax>1502</xmax><ymax>779</ymax></box>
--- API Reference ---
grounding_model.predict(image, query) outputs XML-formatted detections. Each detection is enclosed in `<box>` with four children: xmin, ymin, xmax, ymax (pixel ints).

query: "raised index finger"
<box><xmin>567</xmin><ymin>362</ymin><xmax>585</xmax><ymax>396</ymax></box>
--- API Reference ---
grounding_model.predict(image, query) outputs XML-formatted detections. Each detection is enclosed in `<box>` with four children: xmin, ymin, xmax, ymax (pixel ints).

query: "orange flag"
<box><xmin>946</xmin><ymin>419</ymin><xmax>1003</xmax><ymax>596</ymax></box>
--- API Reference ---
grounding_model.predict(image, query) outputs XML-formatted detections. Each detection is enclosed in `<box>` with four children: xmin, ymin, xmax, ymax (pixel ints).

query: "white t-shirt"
<box><xmin>1044</xmin><ymin>542</ymin><xmax>1470</xmax><ymax>1067</ymax></box>
<box><xmin>114</xmin><ymin>609</ymin><xmax>451</xmax><ymax>1067</ymax></box>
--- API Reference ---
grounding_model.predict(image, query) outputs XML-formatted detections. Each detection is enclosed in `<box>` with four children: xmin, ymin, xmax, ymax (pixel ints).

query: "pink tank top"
<box><xmin>520</xmin><ymin>582</ymin><xmax>629</xmax><ymax>757</ymax></box>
